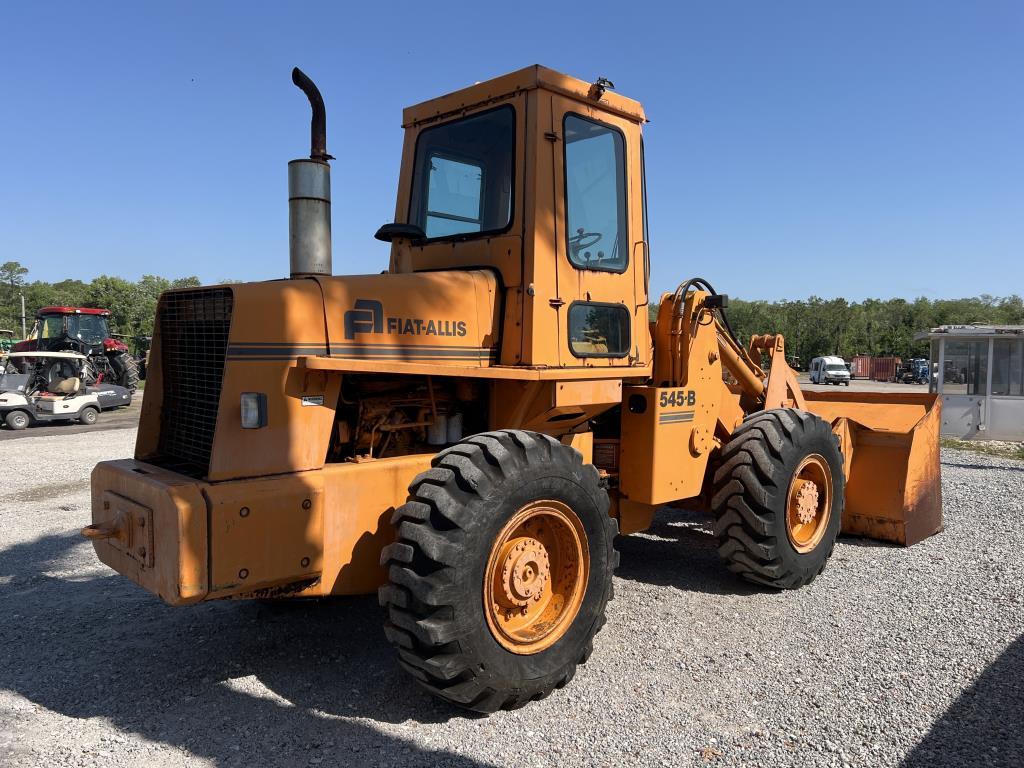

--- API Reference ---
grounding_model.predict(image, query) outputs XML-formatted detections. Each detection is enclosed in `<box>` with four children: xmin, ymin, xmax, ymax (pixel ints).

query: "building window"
<box><xmin>409</xmin><ymin>106</ymin><xmax>515</xmax><ymax>240</ymax></box>
<box><xmin>992</xmin><ymin>339</ymin><xmax>1024</xmax><ymax>396</ymax></box>
<box><xmin>942</xmin><ymin>340</ymin><xmax>988</xmax><ymax>395</ymax></box>
<box><xmin>564</xmin><ymin>114</ymin><xmax>628</xmax><ymax>272</ymax></box>
<box><xmin>568</xmin><ymin>303</ymin><xmax>630</xmax><ymax>358</ymax></box>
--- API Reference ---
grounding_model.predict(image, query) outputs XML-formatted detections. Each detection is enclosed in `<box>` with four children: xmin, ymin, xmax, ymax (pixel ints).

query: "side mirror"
<box><xmin>374</xmin><ymin>223</ymin><xmax>426</xmax><ymax>243</ymax></box>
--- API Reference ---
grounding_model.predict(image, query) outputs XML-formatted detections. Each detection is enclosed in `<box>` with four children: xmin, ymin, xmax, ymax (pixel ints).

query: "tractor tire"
<box><xmin>79</xmin><ymin>406</ymin><xmax>99</xmax><ymax>425</ymax></box>
<box><xmin>380</xmin><ymin>430</ymin><xmax>617</xmax><ymax>713</ymax></box>
<box><xmin>5</xmin><ymin>410</ymin><xmax>30</xmax><ymax>430</ymax></box>
<box><xmin>711</xmin><ymin>408</ymin><xmax>844</xmax><ymax>589</ymax></box>
<box><xmin>108</xmin><ymin>352</ymin><xmax>140</xmax><ymax>392</ymax></box>
<box><xmin>80</xmin><ymin>359</ymin><xmax>100</xmax><ymax>387</ymax></box>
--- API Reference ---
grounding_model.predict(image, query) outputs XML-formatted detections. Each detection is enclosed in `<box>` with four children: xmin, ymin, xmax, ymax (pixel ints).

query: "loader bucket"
<box><xmin>802</xmin><ymin>391</ymin><xmax>942</xmax><ymax>546</ymax></box>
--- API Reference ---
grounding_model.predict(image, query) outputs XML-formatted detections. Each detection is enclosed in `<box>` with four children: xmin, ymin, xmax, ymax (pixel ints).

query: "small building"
<box><xmin>917</xmin><ymin>325</ymin><xmax>1024</xmax><ymax>440</ymax></box>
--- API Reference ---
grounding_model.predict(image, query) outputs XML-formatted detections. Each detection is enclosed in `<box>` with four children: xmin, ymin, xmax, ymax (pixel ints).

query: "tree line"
<box><xmin>3</xmin><ymin>261</ymin><xmax>1022</xmax><ymax>363</ymax></box>
<box><xmin>655</xmin><ymin>294</ymin><xmax>1024</xmax><ymax>366</ymax></box>
<box><xmin>1</xmin><ymin>261</ymin><xmax>203</xmax><ymax>339</ymax></box>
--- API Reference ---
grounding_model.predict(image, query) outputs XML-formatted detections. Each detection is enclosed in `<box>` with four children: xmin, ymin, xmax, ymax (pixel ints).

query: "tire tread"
<box><xmin>380</xmin><ymin>429</ymin><xmax>617</xmax><ymax>713</ymax></box>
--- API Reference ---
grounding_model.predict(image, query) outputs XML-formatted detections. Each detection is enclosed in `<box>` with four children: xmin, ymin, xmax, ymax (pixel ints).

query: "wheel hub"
<box><xmin>483</xmin><ymin>500</ymin><xmax>589</xmax><ymax>655</ymax></box>
<box><xmin>499</xmin><ymin>538</ymin><xmax>550</xmax><ymax>609</ymax></box>
<box><xmin>793</xmin><ymin>480</ymin><xmax>819</xmax><ymax>525</ymax></box>
<box><xmin>785</xmin><ymin>454</ymin><xmax>833</xmax><ymax>553</ymax></box>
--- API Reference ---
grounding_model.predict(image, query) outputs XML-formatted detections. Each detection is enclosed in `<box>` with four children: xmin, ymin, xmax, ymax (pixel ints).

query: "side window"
<box><xmin>568</xmin><ymin>303</ymin><xmax>630</xmax><ymax>358</ymax></box>
<box><xmin>40</xmin><ymin>317</ymin><xmax>62</xmax><ymax>339</ymax></box>
<box><xmin>564</xmin><ymin>115</ymin><xmax>627</xmax><ymax>272</ymax></box>
<box><xmin>426</xmin><ymin>155</ymin><xmax>484</xmax><ymax>237</ymax></box>
<box><xmin>942</xmin><ymin>341</ymin><xmax>989</xmax><ymax>395</ymax></box>
<box><xmin>408</xmin><ymin>106</ymin><xmax>515</xmax><ymax>241</ymax></box>
<box><xmin>992</xmin><ymin>340</ymin><xmax>1023</xmax><ymax>396</ymax></box>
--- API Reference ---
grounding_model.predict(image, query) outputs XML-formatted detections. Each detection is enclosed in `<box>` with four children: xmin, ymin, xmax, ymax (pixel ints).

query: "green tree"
<box><xmin>0</xmin><ymin>262</ymin><xmax>30</xmax><ymax>333</ymax></box>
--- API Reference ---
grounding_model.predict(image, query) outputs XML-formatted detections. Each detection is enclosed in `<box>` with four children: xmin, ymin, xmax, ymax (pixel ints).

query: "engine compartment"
<box><xmin>327</xmin><ymin>374</ymin><xmax>489</xmax><ymax>462</ymax></box>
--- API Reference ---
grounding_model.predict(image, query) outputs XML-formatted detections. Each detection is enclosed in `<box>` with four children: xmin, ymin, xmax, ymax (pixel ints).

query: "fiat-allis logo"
<box><xmin>344</xmin><ymin>299</ymin><xmax>468</xmax><ymax>340</ymax></box>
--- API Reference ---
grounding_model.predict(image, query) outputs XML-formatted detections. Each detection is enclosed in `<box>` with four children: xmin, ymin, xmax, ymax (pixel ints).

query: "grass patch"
<box><xmin>941</xmin><ymin>437</ymin><xmax>1024</xmax><ymax>461</ymax></box>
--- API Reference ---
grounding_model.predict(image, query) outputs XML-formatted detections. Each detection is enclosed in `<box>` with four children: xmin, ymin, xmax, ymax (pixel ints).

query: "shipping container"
<box><xmin>870</xmin><ymin>356</ymin><xmax>902</xmax><ymax>382</ymax></box>
<box><xmin>850</xmin><ymin>355</ymin><xmax>872</xmax><ymax>379</ymax></box>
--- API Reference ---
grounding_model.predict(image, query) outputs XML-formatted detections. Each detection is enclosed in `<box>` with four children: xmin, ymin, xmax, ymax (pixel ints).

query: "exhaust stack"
<box><xmin>289</xmin><ymin>67</ymin><xmax>333</xmax><ymax>278</ymax></box>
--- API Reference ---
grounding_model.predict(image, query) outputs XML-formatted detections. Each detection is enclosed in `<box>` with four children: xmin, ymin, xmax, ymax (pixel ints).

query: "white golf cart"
<box><xmin>0</xmin><ymin>351</ymin><xmax>132</xmax><ymax>430</ymax></box>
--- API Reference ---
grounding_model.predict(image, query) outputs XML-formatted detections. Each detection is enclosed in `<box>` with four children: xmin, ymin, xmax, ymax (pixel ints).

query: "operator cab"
<box><xmin>379</xmin><ymin>66</ymin><xmax>650</xmax><ymax>371</ymax></box>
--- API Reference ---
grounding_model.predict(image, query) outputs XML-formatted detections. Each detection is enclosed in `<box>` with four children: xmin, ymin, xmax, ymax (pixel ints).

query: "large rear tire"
<box><xmin>712</xmin><ymin>409</ymin><xmax>844</xmax><ymax>589</ymax></box>
<box><xmin>108</xmin><ymin>352</ymin><xmax>139</xmax><ymax>392</ymax></box>
<box><xmin>380</xmin><ymin>430</ymin><xmax>617</xmax><ymax>713</ymax></box>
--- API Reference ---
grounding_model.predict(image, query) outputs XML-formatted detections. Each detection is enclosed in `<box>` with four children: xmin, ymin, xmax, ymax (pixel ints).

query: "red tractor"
<box><xmin>12</xmin><ymin>307</ymin><xmax>140</xmax><ymax>392</ymax></box>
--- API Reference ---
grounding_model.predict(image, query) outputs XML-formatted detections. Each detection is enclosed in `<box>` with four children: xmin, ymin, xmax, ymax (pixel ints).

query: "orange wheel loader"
<box><xmin>84</xmin><ymin>66</ymin><xmax>943</xmax><ymax>713</ymax></box>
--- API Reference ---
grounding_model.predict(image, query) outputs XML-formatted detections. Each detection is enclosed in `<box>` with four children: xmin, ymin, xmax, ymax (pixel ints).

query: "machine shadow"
<box><xmin>613</xmin><ymin>509</ymin><xmax>760</xmax><ymax>597</ymax></box>
<box><xmin>901</xmin><ymin>634</ymin><xmax>1024</xmax><ymax>768</ymax></box>
<box><xmin>940</xmin><ymin>460</ymin><xmax>1024</xmax><ymax>472</ymax></box>
<box><xmin>0</xmin><ymin>532</ymin><xmax>494</xmax><ymax>768</ymax></box>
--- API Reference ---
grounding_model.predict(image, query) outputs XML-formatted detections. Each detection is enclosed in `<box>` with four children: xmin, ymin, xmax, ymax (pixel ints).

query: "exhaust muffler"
<box><xmin>289</xmin><ymin>67</ymin><xmax>333</xmax><ymax>278</ymax></box>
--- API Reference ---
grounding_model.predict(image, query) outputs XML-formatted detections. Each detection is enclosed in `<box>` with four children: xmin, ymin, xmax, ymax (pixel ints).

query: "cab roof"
<box><xmin>402</xmin><ymin>64</ymin><xmax>647</xmax><ymax>128</ymax></box>
<box><xmin>36</xmin><ymin>306</ymin><xmax>110</xmax><ymax>316</ymax></box>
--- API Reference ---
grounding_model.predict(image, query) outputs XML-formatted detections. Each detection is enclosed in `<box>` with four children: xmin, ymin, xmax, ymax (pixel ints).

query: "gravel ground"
<box><xmin>1</xmin><ymin>428</ymin><xmax>1021</xmax><ymax>768</ymax></box>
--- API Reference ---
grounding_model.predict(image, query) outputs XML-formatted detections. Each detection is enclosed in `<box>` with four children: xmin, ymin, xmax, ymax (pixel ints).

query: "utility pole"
<box><xmin>20</xmin><ymin>293</ymin><xmax>26</xmax><ymax>338</ymax></box>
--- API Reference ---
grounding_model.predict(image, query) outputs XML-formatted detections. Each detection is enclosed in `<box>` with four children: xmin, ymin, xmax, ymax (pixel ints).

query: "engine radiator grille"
<box><xmin>153</xmin><ymin>288</ymin><xmax>233</xmax><ymax>478</ymax></box>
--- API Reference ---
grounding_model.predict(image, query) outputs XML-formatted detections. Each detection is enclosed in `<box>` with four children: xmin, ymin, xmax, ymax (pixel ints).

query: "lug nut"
<box><xmin>302</xmin><ymin>499</ymin><xmax>312</xmax><ymax>510</ymax></box>
<box><xmin>239</xmin><ymin>568</ymin><xmax>249</xmax><ymax>579</ymax></box>
<box><xmin>240</xmin><ymin>507</ymin><xmax>250</xmax><ymax>518</ymax></box>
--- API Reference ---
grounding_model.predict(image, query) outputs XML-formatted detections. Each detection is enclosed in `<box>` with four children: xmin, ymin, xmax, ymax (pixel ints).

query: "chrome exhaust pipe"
<box><xmin>289</xmin><ymin>67</ymin><xmax>333</xmax><ymax>278</ymax></box>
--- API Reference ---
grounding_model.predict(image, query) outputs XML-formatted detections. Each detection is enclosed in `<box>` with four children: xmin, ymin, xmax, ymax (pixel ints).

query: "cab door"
<box><xmin>542</xmin><ymin>93</ymin><xmax>647</xmax><ymax>369</ymax></box>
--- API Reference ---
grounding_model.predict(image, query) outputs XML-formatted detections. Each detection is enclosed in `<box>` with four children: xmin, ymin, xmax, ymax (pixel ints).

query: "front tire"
<box><xmin>712</xmin><ymin>409</ymin><xmax>844</xmax><ymax>589</ymax></box>
<box><xmin>380</xmin><ymin>430</ymin><xmax>617</xmax><ymax>713</ymax></box>
<box><xmin>5</xmin><ymin>410</ymin><xmax>30</xmax><ymax>430</ymax></box>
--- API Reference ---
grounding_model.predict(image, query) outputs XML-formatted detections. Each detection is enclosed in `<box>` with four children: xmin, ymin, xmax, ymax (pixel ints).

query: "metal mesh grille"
<box><xmin>153</xmin><ymin>288</ymin><xmax>233</xmax><ymax>478</ymax></box>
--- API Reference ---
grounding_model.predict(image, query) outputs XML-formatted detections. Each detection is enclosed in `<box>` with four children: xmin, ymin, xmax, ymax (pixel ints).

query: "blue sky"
<box><xmin>0</xmin><ymin>2</ymin><xmax>1020</xmax><ymax>301</ymax></box>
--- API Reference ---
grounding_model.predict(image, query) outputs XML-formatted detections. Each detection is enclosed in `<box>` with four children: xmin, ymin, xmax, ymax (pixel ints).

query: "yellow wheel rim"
<box><xmin>786</xmin><ymin>454</ymin><xmax>833</xmax><ymax>553</ymax></box>
<box><xmin>483</xmin><ymin>499</ymin><xmax>589</xmax><ymax>655</ymax></box>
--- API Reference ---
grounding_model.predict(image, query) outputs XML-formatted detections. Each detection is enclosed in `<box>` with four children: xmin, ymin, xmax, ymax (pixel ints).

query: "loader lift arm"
<box><xmin>657</xmin><ymin>277</ymin><xmax>806</xmax><ymax>425</ymax></box>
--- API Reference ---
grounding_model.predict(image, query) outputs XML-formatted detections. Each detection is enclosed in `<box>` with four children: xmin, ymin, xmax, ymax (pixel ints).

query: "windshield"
<box><xmin>408</xmin><ymin>106</ymin><xmax>515</xmax><ymax>239</ymax></box>
<box><xmin>825</xmin><ymin>364</ymin><xmax>847</xmax><ymax>372</ymax></box>
<box><xmin>68</xmin><ymin>314</ymin><xmax>108</xmax><ymax>344</ymax></box>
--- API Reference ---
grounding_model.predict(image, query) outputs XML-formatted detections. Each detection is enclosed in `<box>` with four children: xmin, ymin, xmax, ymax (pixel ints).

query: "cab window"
<box><xmin>568</xmin><ymin>303</ymin><xmax>630</xmax><ymax>358</ymax></box>
<box><xmin>39</xmin><ymin>316</ymin><xmax>63</xmax><ymax>339</ymax></box>
<box><xmin>70</xmin><ymin>314</ymin><xmax>106</xmax><ymax>344</ymax></box>
<box><xmin>409</xmin><ymin>106</ymin><xmax>515</xmax><ymax>240</ymax></box>
<box><xmin>564</xmin><ymin>114</ymin><xmax>628</xmax><ymax>272</ymax></box>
